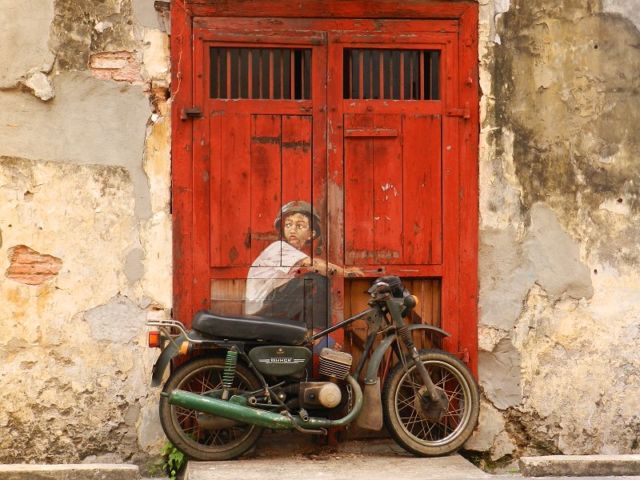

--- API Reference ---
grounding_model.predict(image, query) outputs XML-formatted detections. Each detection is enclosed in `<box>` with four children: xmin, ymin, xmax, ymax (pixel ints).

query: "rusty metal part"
<box><xmin>196</xmin><ymin>413</ymin><xmax>240</xmax><ymax>430</ymax></box>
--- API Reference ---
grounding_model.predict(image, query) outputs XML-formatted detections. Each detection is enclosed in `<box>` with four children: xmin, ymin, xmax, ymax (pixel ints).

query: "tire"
<box><xmin>159</xmin><ymin>356</ymin><xmax>263</xmax><ymax>461</ymax></box>
<box><xmin>382</xmin><ymin>349</ymin><xmax>479</xmax><ymax>456</ymax></box>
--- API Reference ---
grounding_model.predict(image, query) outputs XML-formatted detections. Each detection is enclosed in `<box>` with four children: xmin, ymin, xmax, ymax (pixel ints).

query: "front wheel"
<box><xmin>382</xmin><ymin>349</ymin><xmax>479</xmax><ymax>456</ymax></box>
<box><xmin>159</xmin><ymin>356</ymin><xmax>263</xmax><ymax>461</ymax></box>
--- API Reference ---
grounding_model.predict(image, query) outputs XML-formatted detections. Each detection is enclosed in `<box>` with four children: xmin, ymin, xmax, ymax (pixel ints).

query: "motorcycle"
<box><xmin>147</xmin><ymin>276</ymin><xmax>479</xmax><ymax>460</ymax></box>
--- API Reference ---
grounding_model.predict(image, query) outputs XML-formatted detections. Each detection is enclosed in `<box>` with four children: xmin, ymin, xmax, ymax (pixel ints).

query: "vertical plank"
<box><xmin>215</xmin><ymin>114</ymin><xmax>252</xmax><ymax>266</ymax></box>
<box><xmin>171</xmin><ymin>0</ymin><xmax>194</xmax><ymax>325</ymax></box>
<box><xmin>344</xmin><ymin>114</ymin><xmax>375</xmax><ymax>265</ymax></box>
<box><xmin>192</xmin><ymin>27</ymin><xmax>212</xmax><ymax>314</ymax></box>
<box><xmin>209</xmin><ymin>114</ymin><xmax>222</xmax><ymax>266</ymax></box>
<box><xmin>281</xmin><ymin>116</ymin><xmax>312</xmax><ymax>205</ymax></box>
<box><xmin>250</xmin><ymin>115</ymin><xmax>282</xmax><ymax>262</ymax></box>
<box><xmin>372</xmin><ymin>114</ymin><xmax>403</xmax><ymax>264</ymax></box>
<box><xmin>403</xmin><ymin>115</ymin><xmax>442</xmax><ymax>265</ymax></box>
<box><xmin>210</xmin><ymin>279</ymin><xmax>246</xmax><ymax>315</ymax></box>
<box><xmin>343</xmin><ymin>279</ymin><xmax>371</xmax><ymax>380</ymax></box>
<box><xmin>309</xmin><ymin>39</ymin><xmax>330</xmax><ymax>342</ymax></box>
<box><xmin>441</xmin><ymin>35</ymin><xmax>461</xmax><ymax>356</ymax></box>
<box><xmin>327</xmin><ymin>36</ymin><xmax>346</xmax><ymax>353</ymax></box>
<box><xmin>458</xmin><ymin>4</ymin><xmax>480</xmax><ymax>376</ymax></box>
<box><xmin>281</xmin><ymin>115</ymin><xmax>313</xmax><ymax>266</ymax></box>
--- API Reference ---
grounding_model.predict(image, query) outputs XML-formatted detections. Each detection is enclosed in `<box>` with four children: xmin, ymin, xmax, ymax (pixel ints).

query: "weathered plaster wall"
<box><xmin>0</xmin><ymin>0</ymin><xmax>171</xmax><ymax>464</ymax></box>
<box><xmin>469</xmin><ymin>0</ymin><xmax>640</xmax><ymax>465</ymax></box>
<box><xmin>3</xmin><ymin>0</ymin><xmax>639</xmax><ymax>466</ymax></box>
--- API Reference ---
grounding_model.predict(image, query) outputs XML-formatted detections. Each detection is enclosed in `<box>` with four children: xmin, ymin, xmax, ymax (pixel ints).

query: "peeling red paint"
<box><xmin>6</xmin><ymin>245</ymin><xmax>63</xmax><ymax>285</ymax></box>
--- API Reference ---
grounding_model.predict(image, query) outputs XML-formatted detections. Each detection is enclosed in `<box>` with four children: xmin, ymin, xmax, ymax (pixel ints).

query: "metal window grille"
<box><xmin>210</xmin><ymin>47</ymin><xmax>312</xmax><ymax>100</ymax></box>
<box><xmin>343</xmin><ymin>49</ymin><xmax>440</xmax><ymax>100</ymax></box>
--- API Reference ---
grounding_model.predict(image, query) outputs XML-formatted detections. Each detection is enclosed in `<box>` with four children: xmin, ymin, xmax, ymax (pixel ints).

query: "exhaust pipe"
<box><xmin>196</xmin><ymin>413</ymin><xmax>240</xmax><ymax>430</ymax></box>
<box><xmin>167</xmin><ymin>375</ymin><xmax>363</xmax><ymax>431</ymax></box>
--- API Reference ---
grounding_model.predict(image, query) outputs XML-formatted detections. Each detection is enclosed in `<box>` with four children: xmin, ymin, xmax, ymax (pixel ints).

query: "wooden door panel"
<box><xmin>282</xmin><ymin>115</ymin><xmax>313</xmax><ymax>202</ymax></box>
<box><xmin>250</xmin><ymin>114</ymin><xmax>282</xmax><ymax>262</ymax></box>
<box><xmin>344</xmin><ymin>278</ymin><xmax>442</xmax><ymax>380</ymax></box>
<box><xmin>344</xmin><ymin>113</ymin><xmax>442</xmax><ymax>267</ymax></box>
<box><xmin>210</xmin><ymin>278</ymin><xmax>246</xmax><ymax>315</ymax></box>
<box><xmin>344</xmin><ymin>114</ymin><xmax>375</xmax><ymax>264</ymax></box>
<box><xmin>370</xmin><ymin>114</ymin><xmax>403</xmax><ymax>265</ymax></box>
<box><xmin>210</xmin><ymin>113</ymin><xmax>252</xmax><ymax>267</ymax></box>
<box><xmin>403</xmin><ymin>114</ymin><xmax>442</xmax><ymax>265</ymax></box>
<box><xmin>210</xmin><ymin>114</ymin><xmax>314</xmax><ymax>268</ymax></box>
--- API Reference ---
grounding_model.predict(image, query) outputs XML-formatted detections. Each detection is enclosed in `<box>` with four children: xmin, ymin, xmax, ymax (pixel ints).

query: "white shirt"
<box><xmin>244</xmin><ymin>241</ymin><xmax>308</xmax><ymax>315</ymax></box>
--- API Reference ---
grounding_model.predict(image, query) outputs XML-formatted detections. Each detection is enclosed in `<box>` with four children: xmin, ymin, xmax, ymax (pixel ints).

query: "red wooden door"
<box><xmin>174</xmin><ymin>8</ymin><xmax>478</xmax><ymax>374</ymax></box>
<box><xmin>325</xmin><ymin>28</ymin><xmax>460</xmax><ymax>364</ymax></box>
<box><xmin>191</xmin><ymin>28</ymin><xmax>331</xmax><ymax>336</ymax></box>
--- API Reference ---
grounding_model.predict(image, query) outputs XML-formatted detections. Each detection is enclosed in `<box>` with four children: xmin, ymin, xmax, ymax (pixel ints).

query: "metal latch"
<box><xmin>180</xmin><ymin>107</ymin><xmax>203</xmax><ymax>120</ymax></box>
<box><xmin>446</xmin><ymin>104</ymin><xmax>471</xmax><ymax>119</ymax></box>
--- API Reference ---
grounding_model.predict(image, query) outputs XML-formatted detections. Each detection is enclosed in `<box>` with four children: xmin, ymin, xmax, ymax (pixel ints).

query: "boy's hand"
<box><xmin>345</xmin><ymin>266</ymin><xmax>365</xmax><ymax>277</ymax></box>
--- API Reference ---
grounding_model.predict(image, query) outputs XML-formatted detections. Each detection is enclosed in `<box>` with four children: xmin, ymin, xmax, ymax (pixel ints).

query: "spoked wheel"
<box><xmin>159</xmin><ymin>356</ymin><xmax>263</xmax><ymax>460</ymax></box>
<box><xmin>382</xmin><ymin>349</ymin><xmax>479</xmax><ymax>456</ymax></box>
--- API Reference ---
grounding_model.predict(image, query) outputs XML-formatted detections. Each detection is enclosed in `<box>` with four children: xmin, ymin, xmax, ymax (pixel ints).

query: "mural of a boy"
<box><xmin>244</xmin><ymin>200</ymin><xmax>362</xmax><ymax>325</ymax></box>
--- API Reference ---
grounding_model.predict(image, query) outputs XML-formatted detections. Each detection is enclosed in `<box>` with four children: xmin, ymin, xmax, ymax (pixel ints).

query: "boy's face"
<box><xmin>283</xmin><ymin>212</ymin><xmax>314</xmax><ymax>249</ymax></box>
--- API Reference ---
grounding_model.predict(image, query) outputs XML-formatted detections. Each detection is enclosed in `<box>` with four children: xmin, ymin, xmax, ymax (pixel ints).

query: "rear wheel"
<box><xmin>382</xmin><ymin>349</ymin><xmax>479</xmax><ymax>456</ymax></box>
<box><xmin>159</xmin><ymin>356</ymin><xmax>263</xmax><ymax>460</ymax></box>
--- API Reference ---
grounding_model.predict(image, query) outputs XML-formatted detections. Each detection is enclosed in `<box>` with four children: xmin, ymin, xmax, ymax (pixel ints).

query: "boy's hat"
<box><xmin>274</xmin><ymin>200</ymin><xmax>321</xmax><ymax>239</ymax></box>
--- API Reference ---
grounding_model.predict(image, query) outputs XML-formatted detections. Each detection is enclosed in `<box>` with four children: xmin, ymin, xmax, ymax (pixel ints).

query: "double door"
<box><xmin>184</xmin><ymin>17</ymin><xmax>470</xmax><ymax>363</ymax></box>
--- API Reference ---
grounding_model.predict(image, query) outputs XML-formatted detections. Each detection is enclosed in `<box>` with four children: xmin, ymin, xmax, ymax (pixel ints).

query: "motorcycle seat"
<box><xmin>191</xmin><ymin>310</ymin><xmax>309</xmax><ymax>345</ymax></box>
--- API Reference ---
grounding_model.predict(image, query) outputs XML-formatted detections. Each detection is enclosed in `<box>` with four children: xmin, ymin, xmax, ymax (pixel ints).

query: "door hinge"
<box><xmin>446</xmin><ymin>104</ymin><xmax>471</xmax><ymax>119</ymax></box>
<box><xmin>181</xmin><ymin>107</ymin><xmax>203</xmax><ymax>120</ymax></box>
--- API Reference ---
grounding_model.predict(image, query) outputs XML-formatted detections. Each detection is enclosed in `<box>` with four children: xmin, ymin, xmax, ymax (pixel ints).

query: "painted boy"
<box><xmin>244</xmin><ymin>200</ymin><xmax>362</xmax><ymax>325</ymax></box>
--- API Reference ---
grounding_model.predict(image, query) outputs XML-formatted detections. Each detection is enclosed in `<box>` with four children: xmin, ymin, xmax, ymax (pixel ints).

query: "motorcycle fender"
<box><xmin>151</xmin><ymin>334</ymin><xmax>186</xmax><ymax>387</ymax></box>
<box><xmin>356</xmin><ymin>378</ymin><xmax>384</xmax><ymax>431</ymax></box>
<box><xmin>363</xmin><ymin>324</ymin><xmax>450</xmax><ymax>385</ymax></box>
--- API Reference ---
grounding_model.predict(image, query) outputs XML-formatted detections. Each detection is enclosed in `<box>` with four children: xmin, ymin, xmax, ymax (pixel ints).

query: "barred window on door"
<box><xmin>343</xmin><ymin>49</ymin><xmax>440</xmax><ymax>100</ymax></box>
<box><xmin>210</xmin><ymin>47</ymin><xmax>312</xmax><ymax>100</ymax></box>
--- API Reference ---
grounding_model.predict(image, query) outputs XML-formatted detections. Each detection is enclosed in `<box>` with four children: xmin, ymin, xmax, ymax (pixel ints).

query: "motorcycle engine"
<box><xmin>298</xmin><ymin>382</ymin><xmax>342</xmax><ymax>409</ymax></box>
<box><xmin>297</xmin><ymin>348</ymin><xmax>353</xmax><ymax>409</ymax></box>
<box><xmin>318</xmin><ymin>347</ymin><xmax>352</xmax><ymax>380</ymax></box>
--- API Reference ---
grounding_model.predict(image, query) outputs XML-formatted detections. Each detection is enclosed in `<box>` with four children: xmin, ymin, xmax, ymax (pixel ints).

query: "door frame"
<box><xmin>170</xmin><ymin>0</ymin><xmax>479</xmax><ymax>375</ymax></box>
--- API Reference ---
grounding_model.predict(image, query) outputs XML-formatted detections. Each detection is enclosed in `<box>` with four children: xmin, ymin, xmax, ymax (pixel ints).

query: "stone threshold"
<box><xmin>519</xmin><ymin>455</ymin><xmax>640</xmax><ymax>477</ymax></box>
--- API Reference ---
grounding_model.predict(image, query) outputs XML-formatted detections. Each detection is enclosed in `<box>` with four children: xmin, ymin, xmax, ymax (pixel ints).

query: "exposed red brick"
<box><xmin>6</xmin><ymin>245</ymin><xmax>63</xmax><ymax>286</ymax></box>
<box><xmin>89</xmin><ymin>51</ymin><xmax>143</xmax><ymax>84</ymax></box>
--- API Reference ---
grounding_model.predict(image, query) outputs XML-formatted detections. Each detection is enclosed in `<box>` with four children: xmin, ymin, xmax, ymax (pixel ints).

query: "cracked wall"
<box><xmin>2</xmin><ymin>0</ymin><xmax>640</xmax><ymax>466</ymax></box>
<box><xmin>0</xmin><ymin>0</ymin><xmax>170</xmax><ymax>464</ymax></box>
<box><xmin>469</xmin><ymin>0</ymin><xmax>640</xmax><ymax>466</ymax></box>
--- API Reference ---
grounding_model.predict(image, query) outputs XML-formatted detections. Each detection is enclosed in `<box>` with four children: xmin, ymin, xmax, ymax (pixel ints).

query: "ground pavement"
<box><xmin>2</xmin><ymin>436</ymin><xmax>639</xmax><ymax>480</ymax></box>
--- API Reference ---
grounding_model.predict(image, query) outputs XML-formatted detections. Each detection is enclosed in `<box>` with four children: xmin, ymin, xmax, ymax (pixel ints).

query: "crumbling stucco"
<box><xmin>603</xmin><ymin>0</ymin><xmax>640</xmax><ymax>32</ymax></box>
<box><xmin>132</xmin><ymin>0</ymin><xmax>163</xmax><ymax>30</ymax></box>
<box><xmin>85</xmin><ymin>295</ymin><xmax>146</xmax><ymax>344</ymax></box>
<box><xmin>473</xmin><ymin>0</ymin><xmax>640</xmax><ymax>464</ymax></box>
<box><xmin>0</xmin><ymin>158</ymin><xmax>161</xmax><ymax>462</ymax></box>
<box><xmin>0</xmin><ymin>0</ymin><xmax>55</xmax><ymax>90</ymax></box>
<box><xmin>0</xmin><ymin>0</ymin><xmax>171</xmax><ymax>465</ymax></box>
<box><xmin>0</xmin><ymin>72</ymin><xmax>152</xmax><ymax>219</ymax></box>
<box><xmin>51</xmin><ymin>0</ymin><xmax>138</xmax><ymax>72</ymax></box>
<box><xmin>479</xmin><ymin>203</ymin><xmax>593</xmax><ymax>335</ymax></box>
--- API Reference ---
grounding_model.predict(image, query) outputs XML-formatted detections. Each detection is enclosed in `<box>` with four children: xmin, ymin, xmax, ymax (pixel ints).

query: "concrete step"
<box><xmin>184</xmin><ymin>438</ymin><xmax>490</xmax><ymax>480</ymax></box>
<box><xmin>0</xmin><ymin>464</ymin><xmax>140</xmax><ymax>480</ymax></box>
<box><xmin>0</xmin><ymin>463</ymin><xmax>140</xmax><ymax>480</ymax></box>
<box><xmin>519</xmin><ymin>455</ymin><xmax>640</xmax><ymax>477</ymax></box>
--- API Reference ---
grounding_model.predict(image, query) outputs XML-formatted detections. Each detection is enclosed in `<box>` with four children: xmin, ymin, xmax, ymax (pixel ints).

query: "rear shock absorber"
<box><xmin>221</xmin><ymin>348</ymin><xmax>238</xmax><ymax>400</ymax></box>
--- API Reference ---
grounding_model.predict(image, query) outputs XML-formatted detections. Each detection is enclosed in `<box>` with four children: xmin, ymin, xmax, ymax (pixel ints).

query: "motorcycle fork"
<box><xmin>386</xmin><ymin>300</ymin><xmax>446</xmax><ymax>409</ymax></box>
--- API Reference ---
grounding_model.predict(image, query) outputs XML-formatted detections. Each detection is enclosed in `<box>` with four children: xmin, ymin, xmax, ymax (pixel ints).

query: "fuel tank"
<box><xmin>248</xmin><ymin>345</ymin><xmax>312</xmax><ymax>377</ymax></box>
